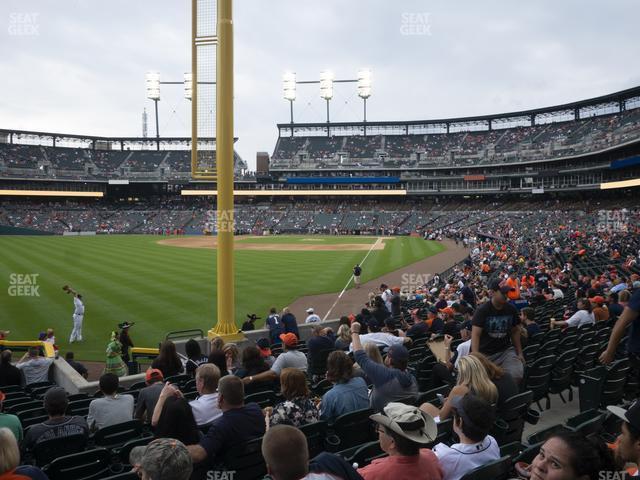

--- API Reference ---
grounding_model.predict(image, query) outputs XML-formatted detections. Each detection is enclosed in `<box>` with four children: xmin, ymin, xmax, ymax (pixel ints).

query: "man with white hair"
<box><xmin>305</xmin><ymin>308</ymin><xmax>321</xmax><ymax>324</ymax></box>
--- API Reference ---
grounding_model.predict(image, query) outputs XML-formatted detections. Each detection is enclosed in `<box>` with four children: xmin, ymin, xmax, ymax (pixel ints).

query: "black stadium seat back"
<box><xmin>68</xmin><ymin>398</ymin><xmax>94</xmax><ymax>416</ymax></box>
<box><xmin>93</xmin><ymin>420</ymin><xmax>144</xmax><ymax>451</ymax></box>
<box><xmin>43</xmin><ymin>447</ymin><xmax>111</xmax><ymax>480</ymax></box>
<box><xmin>17</xmin><ymin>406</ymin><xmax>47</xmax><ymax>422</ymax></box>
<box><xmin>0</xmin><ymin>385</ymin><xmax>25</xmax><ymax>394</ymax></box>
<box><xmin>33</xmin><ymin>433</ymin><xmax>88</xmax><ymax>467</ymax></box>
<box><xmin>25</xmin><ymin>381</ymin><xmax>53</xmax><ymax>393</ymax></box>
<box><xmin>459</xmin><ymin>455</ymin><xmax>512</xmax><ymax>480</ymax></box>
<box><xmin>298</xmin><ymin>420</ymin><xmax>328</xmax><ymax>458</ymax></box>
<box><xmin>416</xmin><ymin>384</ymin><xmax>451</xmax><ymax>405</ymax></box>
<box><xmin>526</xmin><ymin>424</ymin><xmax>573</xmax><ymax>446</ymax></box>
<box><xmin>311</xmin><ymin>379</ymin><xmax>333</xmax><ymax>397</ymax></box>
<box><xmin>127</xmin><ymin>381</ymin><xmax>148</xmax><ymax>391</ymax></box>
<box><xmin>496</xmin><ymin>390</ymin><xmax>533</xmax><ymax>445</ymax></box>
<box><xmin>6</xmin><ymin>399</ymin><xmax>40</xmax><ymax>414</ymax></box>
<box><xmin>513</xmin><ymin>441</ymin><xmax>543</xmax><ymax>465</ymax></box>
<box><xmin>349</xmin><ymin>441</ymin><xmax>386</xmax><ymax>468</ymax></box>
<box><xmin>221</xmin><ymin>437</ymin><xmax>266</xmax><ymax>480</ymax></box>
<box><xmin>118</xmin><ymin>436</ymin><xmax>154</xmax><ymax>466</ymax></box>
<box><xmin>329</xmin><ymin>408</ymin><xmax>375</xmax><ymax>451</ymax></box>
<box><xmin>164</xmin><ymin>374</ymin><xmax>191</xmax><ymax>387</ymax></box>
<box><xmin>565</xmin><ymin>409</ymin><xmax>607</xmax><ymax>437</ymax></box>
<box><xmin>308</xmin><ymin>348</ymin><xmax>334</xmax><ymax>377</ymax></box>
<box><xmin>244</xmin><ymin>390</ymin><xmax>276</xmax><ymax>409</ymax></box>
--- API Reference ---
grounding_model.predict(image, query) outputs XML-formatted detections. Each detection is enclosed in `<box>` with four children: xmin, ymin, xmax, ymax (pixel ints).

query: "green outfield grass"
<box><xmin>0</xmin><ymin>235</ymin><xmax>444</xmax><ymax>361</ymax></box>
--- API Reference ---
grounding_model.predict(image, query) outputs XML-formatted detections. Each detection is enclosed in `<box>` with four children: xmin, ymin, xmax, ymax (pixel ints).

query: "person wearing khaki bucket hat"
<box><xmin>358</xmin><ymin>402</ymin><xmax>443</xmax><ymax>480</ymax></box>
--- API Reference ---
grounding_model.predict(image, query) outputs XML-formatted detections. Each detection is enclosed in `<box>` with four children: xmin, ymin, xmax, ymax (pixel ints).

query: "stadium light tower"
<box><xmin>320</xmin><ymin>70</ymin><xmax>334</xmax><ymax>123</ymax></box>
<box><xmin>145</xmin><ymin>71</ymin><xmax>161</xmax><ymax>150</ymax></box>
<box><xmin>184</xmin><ymin>72</ymin><xmax>193</xmax><ymax>101</ymax></box>
<box><xmin>357</xmin><ymin>69</ymin><xmax>372</xmax><ymax>130</ymax></box>
<box><xmin>283</xmin><ymin>72</ymin><xmax>296</xmax><ymax>125</ymax></box>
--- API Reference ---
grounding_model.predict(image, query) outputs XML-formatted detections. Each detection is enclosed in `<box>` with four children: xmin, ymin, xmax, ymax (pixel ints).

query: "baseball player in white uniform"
<box><xmin>64</xmin><ymin>285</ymin><xmax>84</xmax><ymax>343</ymax></box>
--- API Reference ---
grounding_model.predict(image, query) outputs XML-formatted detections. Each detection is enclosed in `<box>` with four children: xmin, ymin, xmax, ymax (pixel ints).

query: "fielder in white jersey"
<box><xmin>64</xmin><ymin>285</ymin><xmax>84</xmax><ymax>343</ymax></box>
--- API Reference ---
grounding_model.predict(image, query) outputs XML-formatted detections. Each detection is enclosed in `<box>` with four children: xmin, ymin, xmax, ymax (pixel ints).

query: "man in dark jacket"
<box><xmin>281</xmin><ymin>307</ymin><xmax>300</xmax><ymax>338</ymax></box>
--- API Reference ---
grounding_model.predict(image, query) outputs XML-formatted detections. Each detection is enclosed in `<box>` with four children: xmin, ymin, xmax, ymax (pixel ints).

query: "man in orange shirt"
<box><xmin>505</xmin><ymin>272</ymin><xmax>521</xmax><ymax>301</ymax></box>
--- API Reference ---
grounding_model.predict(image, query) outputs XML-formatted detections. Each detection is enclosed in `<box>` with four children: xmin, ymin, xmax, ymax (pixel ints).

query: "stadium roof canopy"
<box><xmin>277</xmin><ymin>85</ymin><xmax>640</xmax><ymax>137</ymax></box>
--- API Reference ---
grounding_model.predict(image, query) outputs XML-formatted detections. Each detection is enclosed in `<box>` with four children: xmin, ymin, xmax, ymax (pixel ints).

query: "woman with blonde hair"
<box><xmin>420</xmin><ymin>355</ymin><xmax>498</xmax><ymax>421</ymax></box>
<box><xmin>470</xmin><ymin>352</ymin><xmax>518</xmax><ymax>409</ymax></box>
<box><xmin>334</xmin><ymin>324</ymin><xmax>352</xmax><ymax>351</ymax></box>
<box><xmin>0</xmin><ymin>427</ymin><xmax>48</xmax><ymax>479</ymax></box>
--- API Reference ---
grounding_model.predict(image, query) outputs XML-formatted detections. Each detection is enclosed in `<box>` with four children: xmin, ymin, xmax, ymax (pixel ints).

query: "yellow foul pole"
<box><xmin>209</xmin><ymin>0</ymin><xmax>240</xmax><ymax>339</ymax></box>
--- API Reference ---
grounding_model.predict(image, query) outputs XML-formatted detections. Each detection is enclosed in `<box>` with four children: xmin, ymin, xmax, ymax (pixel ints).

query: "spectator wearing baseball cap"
<box><xmin>551</xmin><ymin>298</ymin><xmax>595</xmax><ymax>330</ymax></box>
<box><xmin>471</xmin><ymin>278</ymin><xmax>524</xmax><ymax>383</ymax></box>
<box><xmin>0</xmin><ymin>391</ymin><xmax>22</xmax><ymax>442</ymax></box>
<box><xmin>243</xmin><ymin>332</ymin><xmax>308</xmax><ymax>387</ymax></box>
<box><xmin>406</xmin><ymin>306</ymin><xmax>438</xmax><ymax>337</ymax></box>
<box><xmin>23</xmin><ymin>387</ymin><xmax>89</xmax><ymax>453</ymax></box>
<box><xmin>131</xmin><ymin>438</ymin><xmax>193</xmax><ymax>480</ymax></box>
<box><xmin>255</xmin><ymin>338</ymin><xmax>275</xmax><ymax>367</ymax></box>
<box><xmin>589</xmin><ymin>296</ymin><xmax>610</xmax><ymax>322</ymax></box>
<box><xmin>433</xmin><ymin>394</ymin><xmax>500</xmax><ymax>480</ymax></box>
<box><xmin>135</xmin><ymin>368</ymin><xmax>164</xmax><ymax>424</ymax></box>
<box><xmin>358</xmin><ymin>402</ymin><xmax>442</xmax><ymax>480</ymax></box>
<box><xmin>608</xmin><ymin>400</ymin><xmax>640</xmax><ymax>475</ymax></box>
<box><xmin>235</xmin><ymin>345</ymin><xmax>275</xmax><ymax>395</ymax></box>
<box><xmin>350</xmin><ymin>322</ymin><xmax>418</xmax><ymax>412</ymax></box>
<box><xmin>305</xmin><ymin>307</ymin><xmax>322</xmax><ymax>324</ymax></box>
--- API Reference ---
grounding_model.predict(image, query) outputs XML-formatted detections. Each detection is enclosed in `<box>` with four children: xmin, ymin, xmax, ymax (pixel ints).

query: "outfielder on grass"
<box><xmin>63</xmin><ymin>284</ymin><xmax>84</xmax><ymax>343</ymax></box>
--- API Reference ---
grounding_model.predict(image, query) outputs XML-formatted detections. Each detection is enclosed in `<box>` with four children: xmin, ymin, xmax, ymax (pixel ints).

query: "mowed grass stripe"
<box><xmin>0</xmin><ymin>235</ymin><xmax>444</xmax><ymax>360</ymax></box>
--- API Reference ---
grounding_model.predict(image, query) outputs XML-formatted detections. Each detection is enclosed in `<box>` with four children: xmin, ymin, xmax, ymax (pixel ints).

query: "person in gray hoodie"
<box><xmin>350</xmin><ymin>322</ymin><xmax>418</xmax><ymax>412</ymax></box>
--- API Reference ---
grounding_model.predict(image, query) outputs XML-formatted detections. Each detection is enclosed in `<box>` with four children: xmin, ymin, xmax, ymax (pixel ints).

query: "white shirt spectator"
<box><xmin>270</xmin><ymin>350</ymin><xmax>308</xmax><ymax>374</ymax></box>
<box><xmin>305</xmin><ymin>314</ymin><xmax>322</xmax><ymax>324</ymax></box>
<box><xmin>552</xmin><ymin>288</ymin><xmax>565</xmax><ymax>299</ymax></box>
<box><xmin>189</xmin><ymin>393</ymin><xmax>222</xmax><ymax>426</ymax></box>
<box><xmin>565</xmin><ymin>310</ymin><xmax>595</xmax><ymax>328</ymax></box>
<box><xmin>454</xmin><ymin>339</ymin><xmax>471</xmax><ymax>369</ymax></box>
<box><xmin>348</xmin><ymin>332</ymin><xmax>405</xmax><ymax>352</ymax></box>
<box><xmin>433</xmin><ymin>435</ymin><xmax>500</xmax><ymax>480</ymax></box>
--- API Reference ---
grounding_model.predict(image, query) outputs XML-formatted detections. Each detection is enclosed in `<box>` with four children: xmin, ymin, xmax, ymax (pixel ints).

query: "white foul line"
<box><xmin>322</xmin><ymin>237</ymin><xmax>381</xmax><ymax>321</ymax></box>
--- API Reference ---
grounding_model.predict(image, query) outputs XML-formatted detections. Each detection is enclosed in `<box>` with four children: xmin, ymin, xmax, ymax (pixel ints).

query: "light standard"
<box><xmin>283</xmin><ymin>71</ymin><xmax>296</xmax><ymax>124</ymax></box>
<box><xmin>357</xmin><ymin>69</ymin><xmax>372</xmax><ymax>134</ymax></box>
<box><xmin>319</xmin><ymin>70</ymin><xmax>334</xmax><ymax>124</ymax></box>
<box><xmin>145</xmin><ymin>72</ymin><xmax>161</xmax><ymax>150</ymax></box>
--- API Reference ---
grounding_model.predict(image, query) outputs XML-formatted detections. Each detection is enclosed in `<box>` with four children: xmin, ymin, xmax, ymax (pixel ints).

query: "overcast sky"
<box><xmin>1</xmin><ymin>0</ymin><xmax>639</xmax><ymax>169</ymax></box>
